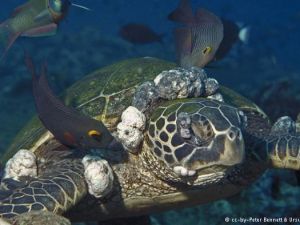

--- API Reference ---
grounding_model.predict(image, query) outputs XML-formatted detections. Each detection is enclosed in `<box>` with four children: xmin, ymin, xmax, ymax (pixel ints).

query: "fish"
<box><xmin>169</xmin><ymin>0</ymin><xmax>224</xmax><ymax>68</ymax></box>
<box><xmin>119</xmin><ymin>23</ymin><xmax>163</xmax><ymax>44</ymax></box>
<box><xmin>0</xmin><ymin>0</ymin><xmax>71</xmax><ymax>59</ymax></box>
<box><xmin>215</xmin><ymin>19</ymin><xmax>250</xmax><ymax>60</ymax></box>
<box><xmin>25</xmin><ymin>56</ymin><xmax>113</xmax><ymax>150</ymax></box>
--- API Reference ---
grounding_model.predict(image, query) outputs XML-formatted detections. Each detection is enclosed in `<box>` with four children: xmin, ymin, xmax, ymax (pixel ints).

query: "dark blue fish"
<box><xmin>25</xmin><ymin>57</ymin><xmax>113</xmax><ymax>150</ymax></box>
<box><xmin>119</xmin><ymin>23</ymin><xmax>163</xmax><ymax>44</ymax></box>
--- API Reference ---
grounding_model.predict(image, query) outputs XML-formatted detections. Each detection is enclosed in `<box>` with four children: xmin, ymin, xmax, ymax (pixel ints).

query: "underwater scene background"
<box><xmin>0</xmin><ymin>0</ymin><xmax>300</xmax><ymax>224</ymax></box>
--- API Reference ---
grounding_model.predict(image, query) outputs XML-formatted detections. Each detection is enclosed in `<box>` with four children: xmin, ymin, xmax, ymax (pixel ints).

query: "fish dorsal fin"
<box><xmin>168</xmin><ymin>0</ymin><xmax>195</xmax><ymax>24</ymax></box>
<box><xmin>0</xmin><ymin>22</ymin><xmax>21</xmax><ymax>61</ymax></box>
<box><xmin>11</xmin><ymin>2</ymin><xmax>31</xmax><ymax>17</ymax></box>
<box><xmin>21</xmin><ymin>23</ymin><xmax>57</xmax><ymax>37</ymax></box>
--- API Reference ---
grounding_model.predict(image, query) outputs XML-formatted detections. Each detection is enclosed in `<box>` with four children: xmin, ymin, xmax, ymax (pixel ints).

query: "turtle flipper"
<box><xmin>0</xmin><ymin>156</ymin><xmax>87</xmax><ymax>219</ymax></box>
<box><xmin>267</xmin><ymin>135</ymin><xmax>300</xmax><ymax>170</ymax></box>
<box><xmin>0</xmin><ymin>148</ymin><xmax>115</xmax><ymax>220</ymax></box>
<box><xmin>267</xmin><ymin>116</ymin><xmax>300</xmax><ymax>170</ymax></box>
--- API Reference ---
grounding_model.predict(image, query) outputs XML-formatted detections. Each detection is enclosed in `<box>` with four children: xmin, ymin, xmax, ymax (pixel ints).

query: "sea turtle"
<box><xmin>0</xmin><ymin>57</ymin><xmax>299</xmax><ymax>224</ymax></box>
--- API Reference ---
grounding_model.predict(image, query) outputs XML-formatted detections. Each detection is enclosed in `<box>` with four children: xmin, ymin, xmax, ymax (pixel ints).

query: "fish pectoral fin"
<box><xmin>34</xmin><ymin>9</ymin><xmax>52</xmax><ymax>23</ymax></box>
<box><xmin>21</xmin><ymin>23</ymin><xmax>57</xmax><ymax>37</ymax></box>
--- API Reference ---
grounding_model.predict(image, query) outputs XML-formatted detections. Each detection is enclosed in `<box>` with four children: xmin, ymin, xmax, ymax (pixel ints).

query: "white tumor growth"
<box><xmin>116</xmin><ymin>106</ymin><xmax>146</xmax><ymax>152</ymax></box>
<box><xmin>3</xmin><ymin>149</ymin><xmax>37</xmax><ymax>180</ymax></box>
<box><xmin>82</xmin><ymin>155</ymin><xmax>114</xmax><ymax>198</ymax></box>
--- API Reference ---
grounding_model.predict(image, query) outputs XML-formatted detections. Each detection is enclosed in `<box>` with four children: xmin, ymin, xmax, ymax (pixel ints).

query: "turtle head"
<box><xmin>181</xmin><ymin>110</ymin><xmax>245</xmax><ymax>171</ymax></box>
<box><xmin>147</xmin><ymin>99</ymin><xmax>245</xmax><ymax>178</ymax></box>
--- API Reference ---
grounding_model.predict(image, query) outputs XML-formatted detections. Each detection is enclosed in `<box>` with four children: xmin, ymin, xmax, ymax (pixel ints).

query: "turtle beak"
<box><xmin>220</xmin><ymin>126</ymin><xmax>245</xmax><ymax>166</ymax></box>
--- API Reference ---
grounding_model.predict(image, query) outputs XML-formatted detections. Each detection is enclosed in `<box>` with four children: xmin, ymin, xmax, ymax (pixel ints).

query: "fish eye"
<box><xmin>49</xmin><ymin>0</ymin><xmax>70</xmax><ymax>13</ymax></box>
<box><xmin>88</xmin><ymin>130</ymin><xmax>102</xmax><ymax>142</ymax></box>
<box><xmin>203</xmin><ymin>46</ymin><xmax>212</xmax><ymax>55</ymax></box>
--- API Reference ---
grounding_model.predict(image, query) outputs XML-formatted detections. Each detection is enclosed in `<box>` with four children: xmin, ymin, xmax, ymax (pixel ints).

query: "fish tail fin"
<box><xmin>24</xmin><ymin>53</ymin><xmax>37</xmax><ymax>80</ymax></box>
<box><xmin>24</xmin><ymin>54</ymin><xmax>48</xmax><ymax>91</ymax></box>
<box><xmin>0</xmin><ymin>21</ymin><xmax>21</xmax><ymax>60</ymax></box>
<box><xmin>239</xmin><ymin>26</ymin><xmax>250</xmax><ymax>44</ymax></box>
<box><xmin>24</xmin><ymin>54</ymin><xmax>41</xmax><ymax>114</ymax></box>
<box><xmin>168</xmin><ymin>0</ymin><xmax>194</xmax><ymax>24</ymax></box>
<box><xmin>40</xmin><ymin>61</ymin><xmax>48</xmax><ymax>81</ymax></box>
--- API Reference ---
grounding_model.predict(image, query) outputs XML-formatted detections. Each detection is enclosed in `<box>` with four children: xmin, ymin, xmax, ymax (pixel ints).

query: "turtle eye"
<box><xmin>88</xmin><ymin>130</ymin><xmax>102</xmax><ymax>142</ymax></box>
<box><xmin>191</xmin><ymin>114</ymin><xmax>214</xmax><ymax>141</ymax></box>
<box><xmin>49</xmin><ymin>0</ymin><xmax>70</xmax><ymax>13</ymax></box>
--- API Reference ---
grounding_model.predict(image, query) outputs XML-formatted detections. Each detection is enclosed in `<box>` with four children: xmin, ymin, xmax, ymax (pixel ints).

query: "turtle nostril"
<box><xmin>228</xmin><ymin>127</ymin><xmax>242</xmax><ymax>140</ymax></box>
<box><xmin>227</xmin><ymin>127</ymin><xmax>242</xmax><ymax>141</ymax></box>
<box><xmin>228</xmin><ymin>131</ymin><xmax>236</xmax><ymax>140</ymax></box>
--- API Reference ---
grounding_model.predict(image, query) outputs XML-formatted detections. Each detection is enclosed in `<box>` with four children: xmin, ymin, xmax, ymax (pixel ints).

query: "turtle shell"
<box><xmin>0</xmin><ymin>58</ymin><xmax>267</xmax><ymax>164</ymax></box>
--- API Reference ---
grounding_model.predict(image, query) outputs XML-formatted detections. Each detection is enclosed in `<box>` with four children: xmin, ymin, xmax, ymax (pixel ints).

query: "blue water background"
<box><xmin>1</xmin><ymin>1</ymin><xmax>300</xmax><ymax>224</ymax></box>
<box><xmin>1</xmin><ymin>0</ymin><xmax>300</xmax><ymax>85</ymax></box>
